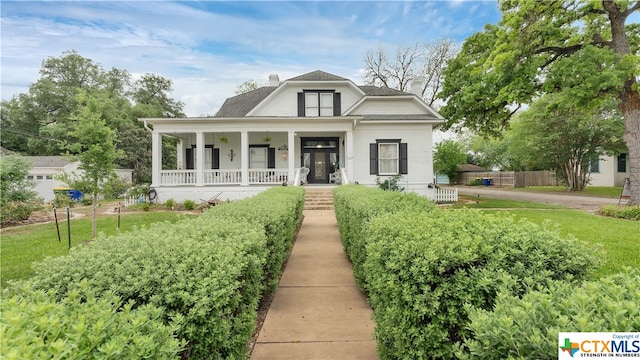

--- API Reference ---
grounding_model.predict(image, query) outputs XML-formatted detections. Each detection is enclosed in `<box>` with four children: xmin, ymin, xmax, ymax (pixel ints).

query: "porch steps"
<box><xmin>304</xmin><ymin>188</ymin><xmax>335</xmax><ymax>210</ymax></box>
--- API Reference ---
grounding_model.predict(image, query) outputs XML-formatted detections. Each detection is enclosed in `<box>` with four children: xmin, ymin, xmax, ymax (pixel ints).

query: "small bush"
<box><xmin>165</xmin><ymin>198</ymin><xmax>176</xmax><ymax>210</ymax></box>
<box><xmin>140</xmin><ymin>202</ymin><xmax>151</xmax><ymax>211</ymax></box>
<box><xmin>468</xmin><ymin>178</ymin><xmax>483</xmax><ymax>186</ymax></box>
<box><xmin>183</xmin><ymin>199</ymin><xmax>195</xmax><ymax>210</ymax></box>
<box><xmin>460</xmin><ymin>270</ymin><xmax>640</xmax><ymax>359</ymax></box>
<box><xmin>1</xmin><ymin>281</ymin><xmax>183</xmax><ymax>359</ymax></box>
<box><xmin>599</xmin><ymin>204</ymin><xmax>640</xmax><ymax>220</ymax></box>
<box><xmin>376</xmin><ymin>175</ymin><xmax>405</xmax><ymax>191</ymax></box>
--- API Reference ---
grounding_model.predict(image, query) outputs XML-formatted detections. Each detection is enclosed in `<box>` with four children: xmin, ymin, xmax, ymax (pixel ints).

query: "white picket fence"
<box><xmin>124</xmin><ymin>194</ymin><xmax>148</xmax><ymax>207</ymax></box>
<box><xmin>426</xmin><ymin>187</ymin><xmax>458</xmax><ymax>203</ymax></box>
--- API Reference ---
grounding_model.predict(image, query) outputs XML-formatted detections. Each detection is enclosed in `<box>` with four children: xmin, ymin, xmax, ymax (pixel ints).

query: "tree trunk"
<box><xmin>92</xmin><ymin>192</ymin><xmax>97</xmax><ymax>239</ymax></box>
<box><xmin>604</xmin><ymin>0</ymin><xmax>640</xmax><ymax>205</ymax></box>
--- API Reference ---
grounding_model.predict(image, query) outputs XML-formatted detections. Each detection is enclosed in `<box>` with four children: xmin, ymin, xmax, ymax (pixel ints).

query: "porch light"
<box><xmin>282</xmin><ymin>152</ymin><xmax>288</xmax><ymax>160</ymax></box>
<box><xmin>228</xmin><ymin>149</ymin><xmax>235</xmax><ymax>162</ymax></box>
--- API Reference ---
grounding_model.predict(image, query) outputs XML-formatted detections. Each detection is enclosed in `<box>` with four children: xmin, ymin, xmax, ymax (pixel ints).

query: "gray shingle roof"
<box><xmin>215</xmin><ymin>86</ymin><xmax>277</xmax><ymax>117</ymax></box>
<box><xmin>28</xmin><ymin>156</ymin><xmax>75</xmax><ymax>168</ymax></box>
<box><xmin>286</xmin><ymin>70</ymin><xmax>348</xmax><ymax>82</ymax></box>
<box><xmin>358</xmin><ymin>86</ymin><xmax>411</xmax><ymax>96</ymax></box>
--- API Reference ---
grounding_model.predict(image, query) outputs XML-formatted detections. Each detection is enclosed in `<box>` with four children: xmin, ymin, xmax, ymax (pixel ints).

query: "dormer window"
<box><xmin>298</xmin><ymin>90</ymin><xmax>341</xmax><ymax>117</ymax></box>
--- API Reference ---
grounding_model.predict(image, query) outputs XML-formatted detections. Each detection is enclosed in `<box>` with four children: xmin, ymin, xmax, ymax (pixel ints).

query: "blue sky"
<box><xmin>1</xmin><ymin>1</ymin><xmax>502</xmax><ymax>117</ymax></box>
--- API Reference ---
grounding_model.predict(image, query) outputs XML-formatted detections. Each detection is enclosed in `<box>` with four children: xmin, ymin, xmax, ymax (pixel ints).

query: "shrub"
<box><xmin>183</xmin><ymin>199</ymin><xmax>195</xmax><ymax>210</ymax></box>
<box><xmin>10</xmin><ymin>186</ymin><xmax>305</xmax><ymax>359</ymax></box>
<box><xmin>140</xmin><ymin>202</ymin><xmax>151</xmax><ymax>211</ymax></box>
<box><xmin>333</xmin><ymin>185</ymin><xmax>437</xmax><ymax>289</ymax></box>
<box><xmin>376</xmin><ymin>175</ymin><xmax>405</xmax><ymax>191</ymax></box>
<box><xmin>165</xmin><ymin>198</ymin><xmax>176</xmax><ymax>210</ymax></box>
<box><xmin>1</xmin><ymin>281</ymin><xmax>183</xmax><ymax>359</ymax></box>
<box><xmin>20</xmin><ymin>216</ymin><xmax>267</xmax><ymax>359</ymax></box>
<box><xmin>599</xmin><ymin>204</ymin><xmax>640</xmax><ymax>220</ymax></box>
<box><xmin>0</xmin><ymin>155</ymin><xmax>44</xmax><ymax>225</ymax></box>
<box><xmin>202</xmin><ymin>186</ymin><xmax>305</xmax><ymax>292</ymax></box>
<box><xmin>362</xmin><ymin>210</ymin><xmax>597</xmax><ymax>359</ymax></box>
<box><xmin>460</xmin><ymin>270</ymin><xmax>640</xmax><ymax>359</ymax></box>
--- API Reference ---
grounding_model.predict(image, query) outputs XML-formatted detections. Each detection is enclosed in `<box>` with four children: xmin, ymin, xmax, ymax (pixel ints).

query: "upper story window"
<box><xmin>298</xmin><ymin>91</ymin><xmax>341</xmax><ymax>117</ymax></box>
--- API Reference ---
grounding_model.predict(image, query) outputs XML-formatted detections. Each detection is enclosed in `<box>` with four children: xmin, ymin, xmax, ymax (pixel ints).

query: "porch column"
<box><xmin>288</xmin><ymin>130</ymin><xmax>296</xmax><ymax>185</ymax></box>
<box><xmin>196</xmin><ymin>131</ymin><xmax>205</xmax><ymax>186</ymax></box>
<box><xmin>176</xmin><ymin>138</ymin><xmax>185</xmax><ymax>169</ymax></box>
<box><xmin>151</xmin><ymin>131</ymin><xmax>162</xmax><ymax>187</ymax></box>
<box><xmin>346</xmin><ymin>130</ymin><xmax>354</xmax><ymax>181</ymax></box>
<box><xmin>241</xmin><ymin>131</ymin><xmax>249</xmax><ymax>186</ymax></box>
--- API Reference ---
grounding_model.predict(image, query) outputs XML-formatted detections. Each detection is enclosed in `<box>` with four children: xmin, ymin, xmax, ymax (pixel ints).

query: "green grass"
<box><xmin>483</xmin><ymin>209</ymin><xmax>639</xmax><ymax>278</ymax></box>
<box><xmin>1</xmin><ymin>211</ymin><xmax>197</xmax><ymax>286</ymax></box>
<box><xmin>452</xmin><ymin>196</ymin><xmax>638</xmax><ymax>278</ymax></box>
<box><xmin>450</xmin><ymin>195</ymin><xmax>564</xmax><ymax>209</ymax></box>
<box><xmin>508</xmin><ymin>186</ymin><xmax>623</xmax><ymax>198</ymax></box>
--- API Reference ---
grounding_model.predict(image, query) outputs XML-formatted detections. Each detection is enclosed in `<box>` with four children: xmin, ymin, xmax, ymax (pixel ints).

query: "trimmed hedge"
<box><xmin>1</xmin><ymin>281</ymin><xmax>183</xmax><ymax>359</ymax></box>
<box><xmin>3</xmin><ymin>187</ymin><xmax>305</xmax><ymax>359</ymax></box>
<box><xmin>333</xmin><ymin>186</ymin><xmax>597</xmax><ymax>360</ymax></box>
<box><xmin>460</xmin><ymin>270</ymin><xmax>640</xmax><ymax>359</ymax></box>
<box><xmin>333</xmin><ymin>185</ymin><xmax>437</xmax><ymax>290</ymax></box>
<box><xmin>202</xmin><ymin>186</ymin><xmax>304</xmax><ymax>292</ymax></box>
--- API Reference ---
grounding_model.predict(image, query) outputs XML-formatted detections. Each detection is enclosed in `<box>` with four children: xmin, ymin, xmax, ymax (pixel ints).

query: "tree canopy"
<box><xmin>440</xmin><ymin>0</ymin><xmax>640</xmax><ymax>204</ymax></box>
<box><xmin>1</xmin><ymin>50</ymin><xmax>185</xmax><ymax>184</ymax></box>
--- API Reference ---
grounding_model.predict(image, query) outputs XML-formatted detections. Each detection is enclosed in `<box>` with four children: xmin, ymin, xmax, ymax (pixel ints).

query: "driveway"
<box><xmin>454</xmin><ymin>186</ymin><xmax>621</xmax><ymax>212</ymax></box>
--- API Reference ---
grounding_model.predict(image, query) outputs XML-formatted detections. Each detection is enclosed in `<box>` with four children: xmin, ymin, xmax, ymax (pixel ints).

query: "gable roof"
<box><xmin>286</xmin><ymin>70</ymin><xmax>348</xmax><ymax>82</ymax></box>
<box><xmin>358</xmin><ymin>85</ymin><xmax>411</xmax><ymax>96</ymax></box>
<box><xmin>215</xmin><ymin>86</ymin><xmax>277</xmax><ymax>117</ymax></box>
<box><xmin>215</xmin><ymin>70</ymin><xmax>421</xmax><ymax>118</ymax></box>
<box><xmin>28</xmin><ymin>156</ymin><xmax>76</xmax><ymax>168</ymax></box>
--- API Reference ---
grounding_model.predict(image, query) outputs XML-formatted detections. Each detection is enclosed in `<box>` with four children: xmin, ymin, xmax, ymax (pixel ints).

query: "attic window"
<box><xmin>298</xmin><ymin>91</ymin><xmax>341</xmax><ymax>117</ymax></box>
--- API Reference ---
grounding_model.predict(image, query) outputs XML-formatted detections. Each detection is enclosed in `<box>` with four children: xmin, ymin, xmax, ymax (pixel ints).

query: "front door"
<box><xmin>302</xmin><ymin>137</ymin><xmax>339</xmax><ymax>184</ymax></box>
<box><xmin>310</xmin><ymin>151</ymin><xmax>329</xmax><ymax>183</ymax></box>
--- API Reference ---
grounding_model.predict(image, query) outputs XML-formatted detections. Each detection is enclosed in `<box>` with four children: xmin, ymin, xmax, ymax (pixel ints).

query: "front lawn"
<box><xmin>508</xmin><ymin>185</ymin><xmax>623</xmax><ymax>198</ymax></box>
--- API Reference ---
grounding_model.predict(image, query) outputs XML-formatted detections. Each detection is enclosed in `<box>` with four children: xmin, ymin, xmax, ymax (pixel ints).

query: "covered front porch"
<box><xmin>147</xmin><ymin>120</ymin><xmax>355</xmax><ymax>192</ymax></box>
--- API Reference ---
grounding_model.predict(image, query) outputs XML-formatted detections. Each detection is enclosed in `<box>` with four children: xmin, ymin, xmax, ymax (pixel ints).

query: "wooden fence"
<box><xmin>458</xmin><ymin>170</ymin><xmax>560</xmax><ymax>187</ymax></box>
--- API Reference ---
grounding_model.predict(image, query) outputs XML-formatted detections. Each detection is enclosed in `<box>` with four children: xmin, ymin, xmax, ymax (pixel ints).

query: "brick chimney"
<box><xmin>269</xmin><ymin>74</ymin><xmax>280</xmax><ymax>86</ymax></box>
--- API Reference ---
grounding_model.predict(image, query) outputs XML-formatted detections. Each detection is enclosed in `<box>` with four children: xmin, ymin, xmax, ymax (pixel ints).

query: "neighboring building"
<box><xmin>26</xmin><ymin>156</ymin><xmax>133</xmax><ymax>202</ymax></box>
<box><xmin>141</xmin><ymin>70</ymin><xmax>446</xmax><ymax>202</ymax></box>
<box><xmin>589</xmin><ymin>153</ymin><xmax>629</xmax><ymax>187</ymax></box>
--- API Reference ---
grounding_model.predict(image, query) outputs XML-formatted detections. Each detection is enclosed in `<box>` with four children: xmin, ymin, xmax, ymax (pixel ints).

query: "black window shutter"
<box><xmin>186</xmin><ymin>148</ymin><xmax>194</xmax><ymax>169</ymax></box>
<box><xmin>400</xmin><ymin>143</ymin><xmax>408</xmax><ymax>174</ymax></box>
<box><xmin>369</xmin><ymin>143</ymin><xmax>378</xmax><ymax>175</ymax></box>
<box><xmin>268</xmin><ymin>147</ymin><xmax>276</xmax><ymax>168</ymax></box>
<box><xmin>297</xmin><ymin>92</ymin><xmax>305</xmax><ymax>117</ymax></box>
<box><xmin>333</xmin><ymin>92</ymin><xmax>341</xmax><ymax>116</ymax></box>
<box><xmin>213</xmin><ymin>148</ymin><xmax>220</xmax><ymax>169</ymax></box>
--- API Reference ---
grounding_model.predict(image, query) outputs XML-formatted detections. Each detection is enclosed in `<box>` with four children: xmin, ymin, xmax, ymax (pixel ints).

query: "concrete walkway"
<box><xmin>250</xmin><ymin>209</ymin><xmax>378</xmax><ymax>360</ymax></box>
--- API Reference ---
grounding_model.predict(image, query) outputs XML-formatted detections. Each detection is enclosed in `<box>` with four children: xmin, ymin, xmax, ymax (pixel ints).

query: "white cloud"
<box><xmin>1</xmin><ymin>1</ymin><xmax>501</xmax><ymax>116</ymax></box>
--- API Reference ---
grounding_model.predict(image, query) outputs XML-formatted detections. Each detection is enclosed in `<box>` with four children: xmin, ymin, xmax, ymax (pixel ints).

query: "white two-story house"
<box><xmin>140</xmin><ymin>70</ymin><xmax>445</xmax><ymax>202</ymax></box>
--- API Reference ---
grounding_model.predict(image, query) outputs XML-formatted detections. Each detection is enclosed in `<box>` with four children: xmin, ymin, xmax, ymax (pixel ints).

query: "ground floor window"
<box><xmin>617</xmin><ymin>153</ymin><xmax>627</xmax><ymax>173</ymax></box>
<box><xmin>370</xmin><ymin>140</ymin><xmax>408</xmax><ymax>175</ymax></box>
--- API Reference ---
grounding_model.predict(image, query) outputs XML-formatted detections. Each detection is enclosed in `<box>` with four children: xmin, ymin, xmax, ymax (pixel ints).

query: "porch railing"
<box><xmin>204</xmin><ymin>169</ymin><xmax>241</xmax><ymax>184</ymax></box>
<box><xmin>160</xmin><ymin>170</ymin><xmax>196</xmax><ymax>185</ymax></box>
<box><xmin>248</xmin><ymin>169</ymin><xmax>288</xmax><ymax>184</ymax></box>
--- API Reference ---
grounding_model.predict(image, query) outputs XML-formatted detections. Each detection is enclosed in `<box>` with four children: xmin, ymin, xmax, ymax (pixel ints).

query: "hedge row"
<box><xmin>2</xmin><ymin>187</ymin><xmax>305</xmax><ymax>359</ymax></box>
<box><xmin>333</xmin><ymin>186</ymin><xmax>437</xmax><ymax>290</ymax></box>
<box><xmin>1</xmin><ymin>281</ymin><xmax>182</xmax><ymax>359</ymax></box>
<box><xmin>333</xmin><ymin>185</ymin><xmax>597</xmax><ymax>359</ymax></box>
<box><xmin>461</xmin><ymin>270</ymin><xmax>640</xmax><ymax>359</ymax></box>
